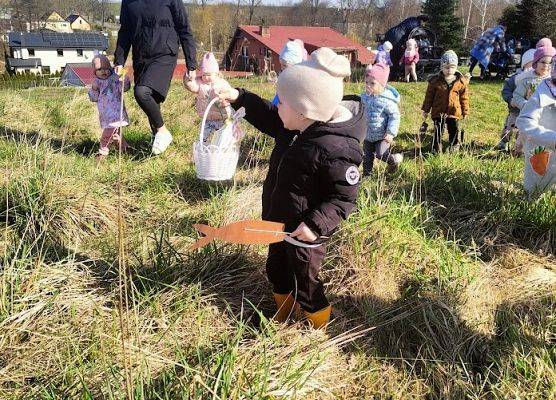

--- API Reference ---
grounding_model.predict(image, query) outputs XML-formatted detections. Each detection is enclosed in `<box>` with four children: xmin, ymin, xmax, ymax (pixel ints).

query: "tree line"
<box><xmin>1</xmin><ymin>0</ymin><xmax>553</xmax><ymax>53</ymax></box>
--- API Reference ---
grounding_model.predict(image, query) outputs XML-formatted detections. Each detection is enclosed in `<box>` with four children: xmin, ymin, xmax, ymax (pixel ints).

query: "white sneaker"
<box><xmin>152</xmin><ymin>130</ymin><xmax>173</xmax><ymax>155</ymax></box>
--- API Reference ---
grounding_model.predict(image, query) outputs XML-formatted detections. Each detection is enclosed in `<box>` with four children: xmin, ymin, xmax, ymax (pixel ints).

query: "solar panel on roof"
<box><xmin>41</xmin><ymin>32</ymin><xmax>105</xmax><ymax>48</ymax></box>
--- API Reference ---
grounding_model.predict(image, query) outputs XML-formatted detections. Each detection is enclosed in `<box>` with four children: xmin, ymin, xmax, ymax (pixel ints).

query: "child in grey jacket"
<box><xmin>361</xmin><ymin>63</ymin><xmax>402</xmax><ymax>175</ymax></box>
<box><xmin>497</xmin><ymin>48</ymin><xmax>535</xmax><ymax>151</ymax></box>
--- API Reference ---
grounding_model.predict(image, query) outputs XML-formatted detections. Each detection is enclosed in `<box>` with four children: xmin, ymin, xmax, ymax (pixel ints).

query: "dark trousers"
<box><xmin>134</xmin><ymin>85</ymin><xmax>165</xmax><ymax>133</ymax></box>
<box><xmin>433</xmin><ymin>118</ymin><xmax>459</xmax><ymax>152</ymax></box>
<box><xmin>363</xmin><ymin>139</ymin><xmax>395</xmax><ymax>176</ymax></box>
<box><xmin>469</xmin><ymin>56</ymin><xmax>486</xmax><ymax>77</ymax></box>
<box><xmin>266</xmin><ymin>241</ymin><xmax>328</xmax><ymax>313</ymax></box>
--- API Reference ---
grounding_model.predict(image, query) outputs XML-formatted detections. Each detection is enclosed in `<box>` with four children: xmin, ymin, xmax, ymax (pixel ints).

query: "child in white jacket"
<box><xmin>516</xmin><ymin>58</ymin><xmax>556</xmax><ymax>196</ymax></box>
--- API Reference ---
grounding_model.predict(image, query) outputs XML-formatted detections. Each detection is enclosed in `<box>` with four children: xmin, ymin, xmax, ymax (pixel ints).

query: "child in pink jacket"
<box><xmin>88</xmin><ymin>54</ymin><xmax>130</xmax><ymax>161</ymax></box>
<box><xmin>400</xmin><ymin>38</ymin><xmax>419</xmax><ymax>82</ymax></box>
<box><xmin>184</xmin><ymin>52</ymin><xmax>233</xmax><ymax>142</ymax></box>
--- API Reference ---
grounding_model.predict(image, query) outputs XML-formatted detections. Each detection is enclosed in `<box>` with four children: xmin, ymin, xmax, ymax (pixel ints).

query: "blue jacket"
<box><xmin>361</xmin><ymin>86</ymin><xmax>401</xmax><ymax>143</ymax></box>
<box><xmin>501</xmin><ymin>72</ymin><xmax>519</xmax><ymax>113</ymax></box>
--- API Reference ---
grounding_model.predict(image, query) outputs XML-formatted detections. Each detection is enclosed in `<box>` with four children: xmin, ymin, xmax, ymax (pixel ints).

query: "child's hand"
<box><xmin>384</xmin><ymin>134</ymin><xmax>394</xmax><ymax>143</ymax></box>
<box><xmin>91</xmin><ymin>81</ymin><xmax>99</xmax><ymax>91</ymax></box>
<box><xmin>290</xmin><ymin>222</ymin><xmax>318</xmax><ymax>242</ymax></box>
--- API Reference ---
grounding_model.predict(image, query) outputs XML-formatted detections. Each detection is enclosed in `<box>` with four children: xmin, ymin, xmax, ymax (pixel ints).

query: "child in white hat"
<box><xmin>497</xmin><ymin>47</ymin><xmax>536</xmax><ymax>151</ymax></box>
<box><xmin>217</xmin><ymin>48</ymin><xmax>365</xmax><ymax>329</ymax></box>
<box><xmin>516</xmin><ymin>57</ymin><xmax>556</xmax><ymax>196</ymax></box>
<box><xmin>375</xmin><ymin>41</ymin><xmax>393</xmax><ymax>66</ymax></box>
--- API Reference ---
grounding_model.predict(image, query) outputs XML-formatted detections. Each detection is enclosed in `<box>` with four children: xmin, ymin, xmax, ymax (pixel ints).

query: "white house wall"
<box><xmin>35</xmin><ymin>49</ymin><xmax>97</xmax><ymax>73</ymax></box>
<box><xmin>13</xmin><ymin>48</ymin><xmax>100</xmax><ymax>74</ymax></box>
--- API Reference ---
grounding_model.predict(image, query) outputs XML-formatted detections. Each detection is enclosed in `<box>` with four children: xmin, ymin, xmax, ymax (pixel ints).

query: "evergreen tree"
<box><xmin>509</xmin><ymin>0</ymin><xmax>556</xmax><ymax>41</ymax></box>
<box><xmin>422</xmin><ymin>0</ymin><xmax>464</xmax><ymax>52</ymax></box>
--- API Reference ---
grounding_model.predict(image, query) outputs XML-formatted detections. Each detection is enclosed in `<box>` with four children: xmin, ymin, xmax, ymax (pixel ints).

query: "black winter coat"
<box><xmin>233</xmin><ymin>90</ymin><xmax>365</xmax><ymax>238</ymax></box>
<box><xmin>115</xmin><ymin>0</ymin><xmax>197</xmax><ymax>98</ymax></box>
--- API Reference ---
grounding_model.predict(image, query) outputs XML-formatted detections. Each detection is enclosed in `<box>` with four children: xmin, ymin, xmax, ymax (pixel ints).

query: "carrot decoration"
<box><xmin>190</xmin><ymin>220</ymin><xmax>326</xmax><ymax>250</ymax></box>
<box><xmin>529</xmin><ymin>146</ymin><xmax>551</xmax><ymax>176</ymax></box>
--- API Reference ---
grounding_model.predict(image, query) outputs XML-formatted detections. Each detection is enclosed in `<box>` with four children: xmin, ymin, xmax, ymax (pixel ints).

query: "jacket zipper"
<box><xmin>269</xmin><ymin>134</ymin><xmax>300</xmax><ymax>212</ymax></box>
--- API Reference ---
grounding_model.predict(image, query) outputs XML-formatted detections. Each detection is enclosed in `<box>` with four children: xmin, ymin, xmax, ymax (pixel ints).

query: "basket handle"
<box><xmin>199</xmin><ymin>97</ymin><xmax>223</xmax><ymax>143</ymax></box>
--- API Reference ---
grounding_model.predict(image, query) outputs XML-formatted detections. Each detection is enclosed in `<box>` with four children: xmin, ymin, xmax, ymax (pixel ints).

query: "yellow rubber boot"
<box><xmin>304</xmin><ymin>305</ymin><xmax>332</xmax><ymax>329</ymax></box>
<box><xmin>273</xmin><ymin>293</ymin><xmax>297</xmax><ymax>323</ymax></box>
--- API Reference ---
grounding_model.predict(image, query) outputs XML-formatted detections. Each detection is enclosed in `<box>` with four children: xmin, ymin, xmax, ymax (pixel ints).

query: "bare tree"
<box><xmin>309</xmin><ymin>0</ymin><xmax>321</xmax><ymax>24</ymax></box>
<box><xmin>472</xmin><ymin>0</ymin><xmax>494</xmax><ymax>32</ymax></box>
<box><xmin>246</xmin><ymin>0</ymin><xmax>262</xmax><ymax>24</ymax></box>
<box><xmin>358</xmin><ymin>0</ymin><xmax>378</xmax><ymax>44</ymax></box>
<box><xmin>337</xmin><ymin>0</ymin><xmax>356</xmax><ymax>34</ymax></box>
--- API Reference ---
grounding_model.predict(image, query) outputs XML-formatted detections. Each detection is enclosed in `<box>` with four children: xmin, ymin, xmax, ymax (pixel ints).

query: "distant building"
<box><xmin>6</xmin><ymin>31</ymin><xmax>108</xmax><ymax>75</ymax></box>
<box><xmin>41</xmin><ymin>11</ymin><xmax>72</xmax><ymax>33</ymax></box>
<box><xmin>225</xmin><ymin>25</ymin><xmax>374</xmax><ymax>74</ymax></box>
<box><xmin>60</xmin><ymin>62</ymin><xmax>95</xmax><ymax>86</ymax></box>
<box><xmin>66</xmin><ymin>14</ymin><xmax>91</xmax><ymax>31</ymax></box>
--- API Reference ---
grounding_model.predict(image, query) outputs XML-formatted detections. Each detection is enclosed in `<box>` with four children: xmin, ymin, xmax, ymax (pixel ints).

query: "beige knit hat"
<box><xmin>276</xmin><ymin>47</ymin><xmax>351</xmax><ymax>122</ymax></box>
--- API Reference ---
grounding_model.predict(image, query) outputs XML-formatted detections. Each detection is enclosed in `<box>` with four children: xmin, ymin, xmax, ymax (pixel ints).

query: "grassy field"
<box><xmin>0</xmin><ymin>76</ymin><xmax>555</xmax><ymax>399</ymax></box>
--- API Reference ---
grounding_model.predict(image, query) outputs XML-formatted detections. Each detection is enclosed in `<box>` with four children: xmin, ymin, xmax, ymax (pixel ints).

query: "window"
<box><xmin>241</xmin><ymin>46</ymin><xmax>248</xmax><ymax>57</ymax></box>
<box><xmin>57</xmin><ymin>49</ymin><xmax>63</xmax><ymax>57</ymax></box>
<box><xmin>28</xmin><ymin>48</ymin><xmax>35</xmax><ymax>56</ymax></box>
<box><xmin>77</xmin><ymin>49</ymin><xmax>83</xmax><ymax>57</ymax></box>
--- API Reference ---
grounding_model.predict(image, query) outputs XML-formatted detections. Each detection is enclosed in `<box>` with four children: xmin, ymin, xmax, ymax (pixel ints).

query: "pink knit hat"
<box><xmin>366</xmin><ymin>62</ymin><xmax>389</xmax><ymax>87</ymax></box>
<box><xmin>532</xmin><ymin>46</ymin><xmax>556</xmax><ymax>67</ymax></box>
<box><xmin>200</xmin><ymin>52</ymin><xmax>219</xmax><ymax>74</ymax></box>
<box><xmin>536</xmin><ymin>37</ymin><xmax>553</xmax><ymax>49</ymax></box>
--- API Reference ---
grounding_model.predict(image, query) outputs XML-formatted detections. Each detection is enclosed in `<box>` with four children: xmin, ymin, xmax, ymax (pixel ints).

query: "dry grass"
<box><xmin>0</xmin><ymin>79</ymin><xmax>554</xmax><ymax>399</ymax></box>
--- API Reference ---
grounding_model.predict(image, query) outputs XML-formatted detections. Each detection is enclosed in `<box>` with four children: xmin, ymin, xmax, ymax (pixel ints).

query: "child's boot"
<box><xmin>304</xmin><ymin>305</ymin><xmax>332</xmax><ymax>329</ymax></box>
<box><xmin>496</xmin><ymin>139</ymin><xmax>508</xmax><ymax>151</ymax></box>
<box><xmin>273</xmin><ymin>293</ymin><xmax>299</xmax><ymax>323</ymax></box>
<box><xmin>387</xmin><ymin>153</ymin><xmax>403</xmax><ymax>173</ymax></box>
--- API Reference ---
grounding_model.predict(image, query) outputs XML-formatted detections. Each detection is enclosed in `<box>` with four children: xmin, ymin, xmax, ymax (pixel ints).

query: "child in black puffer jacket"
<box><xmin>217</xmin><ymin>48</ymin><xmax>365</xmax><ymax>329</ymax></box>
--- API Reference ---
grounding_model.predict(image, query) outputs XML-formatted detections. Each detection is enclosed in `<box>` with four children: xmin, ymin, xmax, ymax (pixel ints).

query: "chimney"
<box><xmin>259</xmin><ymin>24</ymin><xmax>270</xmax><ymax>37</ymax></box>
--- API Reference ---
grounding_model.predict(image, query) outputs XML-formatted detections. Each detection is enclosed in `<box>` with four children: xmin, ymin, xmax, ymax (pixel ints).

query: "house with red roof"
<box><xmin>224</xmin><ymin>25</ymin><xmax>374</xmax><ymax>74</ymax></box>
<box><xmin>60</xmin><ymin>63</ymin><xmax>96</xmax><ymax>86</ymax></box>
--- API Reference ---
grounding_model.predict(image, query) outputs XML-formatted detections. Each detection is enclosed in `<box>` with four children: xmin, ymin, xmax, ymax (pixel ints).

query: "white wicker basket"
<box><xmin>193</xmin><ymin>97</ymin><xmax>241</xmax><ymax>181</ymax></box>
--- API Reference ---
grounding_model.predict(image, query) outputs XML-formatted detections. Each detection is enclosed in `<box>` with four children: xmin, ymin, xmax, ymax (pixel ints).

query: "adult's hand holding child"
<box><xmin>384</xmin><ymin>134</ymin><xmax>394</xmax><ymax>143</ymax></box>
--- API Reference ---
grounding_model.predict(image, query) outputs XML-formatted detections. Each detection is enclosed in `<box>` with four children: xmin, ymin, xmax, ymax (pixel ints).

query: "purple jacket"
<box><xmin>88</xmin><ymin>74</ymin><xmax>130</xmax><ymax>129</ymax></box>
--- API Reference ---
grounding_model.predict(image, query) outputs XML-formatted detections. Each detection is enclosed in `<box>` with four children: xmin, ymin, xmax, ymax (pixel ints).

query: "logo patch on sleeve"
<box><xmin>345</xmin><ymin>166</ymin><xmax>360</xmax><ymax>185</ymax></box>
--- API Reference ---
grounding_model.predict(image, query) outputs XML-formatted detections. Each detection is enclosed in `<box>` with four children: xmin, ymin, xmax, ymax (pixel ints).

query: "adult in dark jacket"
<box><xmin>115</xmin><ymin>0</ymin><xmax>197</xmax><ymax>155</ymax></box>
<box><xmin>217</xmin><ymin>48</ymin><xmax>365</xmax><ymax>329</ymax></box>
<box><xmin>384</xmin><ymin>15</ymin><xmax>429</xmax><ymax>79</ymax></box>
<box><xmin>384</xmin><ymin>15</ymin><xmax>429</xmax><ymax>48</ymax></box>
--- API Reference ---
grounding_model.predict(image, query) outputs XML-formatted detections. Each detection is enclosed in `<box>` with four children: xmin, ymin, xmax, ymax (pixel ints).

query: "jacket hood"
<box><xmin>380</xmin><ymin>85</ymin><xmax>401</xmax><ymax>104</ymax></box>
<box><xmin>515</xmin><ymin>68</ymin><xmax>545</xmax><ymax>84</ymax></box>
<box><xmin>305</xmin><ymin>95</ymin><xmax>366</xmax><ymax>142</ymax></box>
